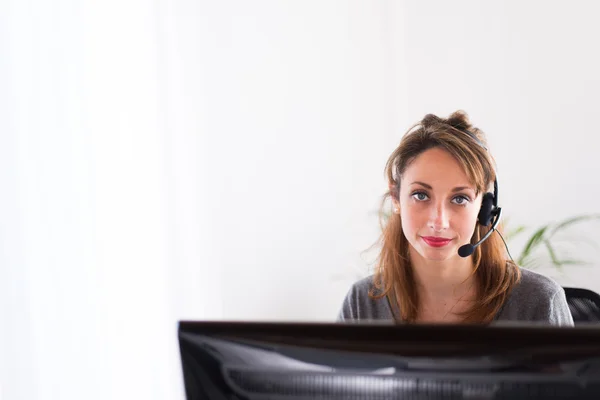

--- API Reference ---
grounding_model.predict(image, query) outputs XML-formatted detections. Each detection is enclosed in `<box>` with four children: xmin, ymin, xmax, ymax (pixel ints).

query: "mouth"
<box><xmin>421</xmin><ymin>236</ymin><xmax>453</xmax><ymax>248</ymax></box>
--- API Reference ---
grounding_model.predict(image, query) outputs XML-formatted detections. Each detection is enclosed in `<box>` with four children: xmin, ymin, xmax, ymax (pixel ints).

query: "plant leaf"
<box><xmin>551</xmin><ymin>232</ymin><xmax>600</xmax><ymax>252</ymax></box>
<box><xmin>543</xmin><ymin>239</ymin><xmax>561</xmax><ymax>269</ymax></box>
<box><xmin>520</xmin><ymin>255</ymin><xmax>541</xmax><ymax>269</ymax></box>
<box><xmin>505</xmin><ymin>225</ymin><xmax>528</xmax><ymax>242</ymax></box>
<box><xmin>548</xmin><ymin>214</ymin><xmax>600</xmax><ymax>238</ymax></box>
<box><xmin>518</xmin><ymin>225</ymin><xmax>549</xmax><ymax>265</ymax></box>
<box><xmin>555</xmin><ymin>259</ymin><xmax>591</xmax><ymax>266</ymax></box>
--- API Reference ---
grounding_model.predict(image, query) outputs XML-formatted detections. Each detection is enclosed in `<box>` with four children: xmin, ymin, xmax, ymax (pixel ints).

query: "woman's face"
<box><xmin>395</xmin><ymin>147</ymin><xmax>483</xmax><ymax>262</ymax></box>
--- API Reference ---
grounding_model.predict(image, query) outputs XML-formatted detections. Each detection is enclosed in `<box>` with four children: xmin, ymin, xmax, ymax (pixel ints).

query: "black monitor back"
<box><xmin>178</xmin><ymin>321</ymin><xmax>600</xmax><ymax>399</ymax></box>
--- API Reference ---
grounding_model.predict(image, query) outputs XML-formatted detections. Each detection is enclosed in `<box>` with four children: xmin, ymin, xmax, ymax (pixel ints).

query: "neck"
<box><xmin>408</xmin><ymin>245</ymin><xmax>476</xmax><ymax>300</ymax></box>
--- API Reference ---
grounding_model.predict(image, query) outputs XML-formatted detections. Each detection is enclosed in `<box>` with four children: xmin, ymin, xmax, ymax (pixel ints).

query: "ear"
<box><xmin>392</xmin><ymin>200</ymin><xmax>401</xmax><ymax>214</ymax></box>
<box><xmin>389</xmin><ymin>182</ymin><xmax>399</xmax><ymax>198</ymax></box>
<box><xmin>389</xmin><ymin>183</ymin><xmax>400</xmax><ymax>214</ymax></box>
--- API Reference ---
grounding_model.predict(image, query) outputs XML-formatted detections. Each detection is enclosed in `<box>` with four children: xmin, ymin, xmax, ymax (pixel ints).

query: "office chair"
<box><xmin>564</xmin><ymin>287</ymin><xmax>600</xmax><ymax>323</ymax></box>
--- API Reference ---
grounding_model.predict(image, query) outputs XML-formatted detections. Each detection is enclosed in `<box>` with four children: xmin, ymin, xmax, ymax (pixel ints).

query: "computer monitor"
<box><xmin>178</xmin><ymin>321</ymin><xmax>600</xmax><ymax>399</ymax></box>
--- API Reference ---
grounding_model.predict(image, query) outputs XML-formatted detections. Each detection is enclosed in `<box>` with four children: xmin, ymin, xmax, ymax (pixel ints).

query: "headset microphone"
<box><xmin>458</xmin><ymin>207</ymin><xmax>502</xmax><ymax>258</ymax></box>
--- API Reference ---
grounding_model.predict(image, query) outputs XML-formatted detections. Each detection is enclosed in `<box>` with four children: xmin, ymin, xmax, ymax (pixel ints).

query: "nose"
<box><xmin>428</xmin><ymin>201</ymin><xmax>449</xmax><ymax>232</ymax></box>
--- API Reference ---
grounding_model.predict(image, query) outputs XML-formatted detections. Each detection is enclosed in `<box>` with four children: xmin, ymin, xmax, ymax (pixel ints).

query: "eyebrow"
<box><xmin>410</xmin><ymin>181</ymin><xmax>475</xmax><ymax>193</ymax></box>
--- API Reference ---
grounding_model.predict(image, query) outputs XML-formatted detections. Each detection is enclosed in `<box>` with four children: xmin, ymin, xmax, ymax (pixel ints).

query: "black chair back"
<box><xmin>564</xmin><ymin>287</ymin><xmax>600</xmax><ymax>323</ymax></box>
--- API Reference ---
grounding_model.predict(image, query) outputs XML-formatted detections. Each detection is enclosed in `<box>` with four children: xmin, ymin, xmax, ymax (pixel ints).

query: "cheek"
<box><xmin>399</xmin><ymin>204</ymin><xmax>423</xmax><ymax>234</ymax></box>
<box><xmin>456</xmin><ymin>208</ymin><xmax>480</xmax><ymax>235</ymax></box>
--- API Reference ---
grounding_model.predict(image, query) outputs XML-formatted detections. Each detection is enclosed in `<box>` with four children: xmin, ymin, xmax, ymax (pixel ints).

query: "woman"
<box><xmin>338</xmin><ymin>111</ymin><xmax>574</xmax><ymax>325</ymax></box>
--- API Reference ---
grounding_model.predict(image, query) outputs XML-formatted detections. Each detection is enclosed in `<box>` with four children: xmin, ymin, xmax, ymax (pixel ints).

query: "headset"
<box><xmin>384</xmin><ymin>126</ymin><xmax>511</xmax><ymax>321</ymax></box>
<box><xmin>455</xmin><ymin>128</ymin><xmax>503</xmax><ymax>258</ymax></box>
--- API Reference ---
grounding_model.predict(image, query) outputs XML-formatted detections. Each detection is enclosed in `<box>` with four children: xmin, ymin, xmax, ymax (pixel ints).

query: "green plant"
<box><xmin>504</xmin><ymin>214</ymin><xmax>600</xmax><ymax>271</ymax></box>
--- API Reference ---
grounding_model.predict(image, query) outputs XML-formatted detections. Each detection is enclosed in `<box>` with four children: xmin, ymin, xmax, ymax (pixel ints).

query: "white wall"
<box><xmin>396</xmin><ymin>1</ymin><xmax>600</xmax><ymax>289</ymax></box>
<box><xmin>1</xmin><ymin>1</ymin><xmax>600</xmax><ymax>400</ymax></box>
<box><xmin>161</xmin><ymin>0</ymin><xmax>404</xmax><ymax>321</ymax></box>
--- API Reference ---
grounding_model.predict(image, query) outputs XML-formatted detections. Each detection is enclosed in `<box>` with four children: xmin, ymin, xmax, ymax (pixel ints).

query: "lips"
<box><xmin>421</xmin><ymin>236</ymin><xmax>452</xmax><ymax>248</ymax></box>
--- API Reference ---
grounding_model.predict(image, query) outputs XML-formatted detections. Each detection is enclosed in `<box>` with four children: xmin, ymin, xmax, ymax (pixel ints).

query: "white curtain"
<box><xmin>0</xmin><ymin>0</ymin><xmax>220</xmax><ymax>398</ymax></box>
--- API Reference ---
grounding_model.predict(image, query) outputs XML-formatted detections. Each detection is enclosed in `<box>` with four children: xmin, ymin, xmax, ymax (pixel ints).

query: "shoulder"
<box><xmin>336</xmin><ymin>275</ymin><xmax>394</xmax><ymax>322</ymax></box>
<box><xmin>513</xmin><ymin>267</ymin><xmax>563</xmax><ymax>297</ymax></box>
<box><xmin>346</xmin><ymin>275</ymin><xmax>378</xmax><ymax>296</ymax></box>
<box><xmin>498</xmin><ymin>267</ymin><xmax>574</xmax><ymax>326</ymax></box>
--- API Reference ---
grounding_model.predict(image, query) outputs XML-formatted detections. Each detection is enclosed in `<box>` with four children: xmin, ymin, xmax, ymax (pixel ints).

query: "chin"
<box><xmin>425</xmin><ymin>254</ymin><xmax>454</xmax><ymax>262</ymax></box>
<box><xmin>419</xmin><ymin>246</ymin><xmax>457</xmax><ymax>262</ymax></box>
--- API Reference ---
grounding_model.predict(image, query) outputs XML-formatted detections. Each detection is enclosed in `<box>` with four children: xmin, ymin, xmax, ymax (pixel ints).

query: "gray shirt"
<box><xmin>337</xmin><ymin>267</ymin><xmax>574</xmax><ymax>326</ymax></box>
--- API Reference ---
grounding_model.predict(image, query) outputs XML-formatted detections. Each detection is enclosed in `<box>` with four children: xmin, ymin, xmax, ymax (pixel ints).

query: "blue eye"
<box><xmin>452</xmin><ymin>195</ymin><xmax>470</xmax><ymax>205</ymax></box>
<box><xmin>411</xmin><ymin>191</ymin><xmax>429</xmax><ymax>201</ymax></box>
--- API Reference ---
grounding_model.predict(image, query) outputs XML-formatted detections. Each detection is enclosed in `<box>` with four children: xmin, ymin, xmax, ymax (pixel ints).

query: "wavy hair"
<box><xmin>371</xmin><ymin>111</ymin><xmax>521</xmax><ymax>323</ymax></box>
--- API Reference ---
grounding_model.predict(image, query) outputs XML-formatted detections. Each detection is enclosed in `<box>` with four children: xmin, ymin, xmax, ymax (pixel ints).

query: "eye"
<box><xmin>411</xmin><ymin>191</ymin><xmax>429</xmax><ymax>201</ymax></box>
<box><xmin>452</xmin><ymin>195</ymin><xmax>470</xmax><ymax>206</ymax></box>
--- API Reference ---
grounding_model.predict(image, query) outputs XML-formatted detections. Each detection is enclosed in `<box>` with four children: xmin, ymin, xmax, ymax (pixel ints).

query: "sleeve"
<box><xmin>548</xmin><ymin>287</ymin><xmax>575</xmax><ymax>327</ymax></box>
<box><xmin>336</xmin><ymin>285</ymin><xmax>358</xmax><ymax>322</ymax></box>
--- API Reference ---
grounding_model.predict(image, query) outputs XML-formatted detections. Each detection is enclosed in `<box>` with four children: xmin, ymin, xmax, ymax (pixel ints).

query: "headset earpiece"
<box><xmin>478</xmin><ymin>192</ymin><xmax>496</xmax><ymax>226</ymax></box>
